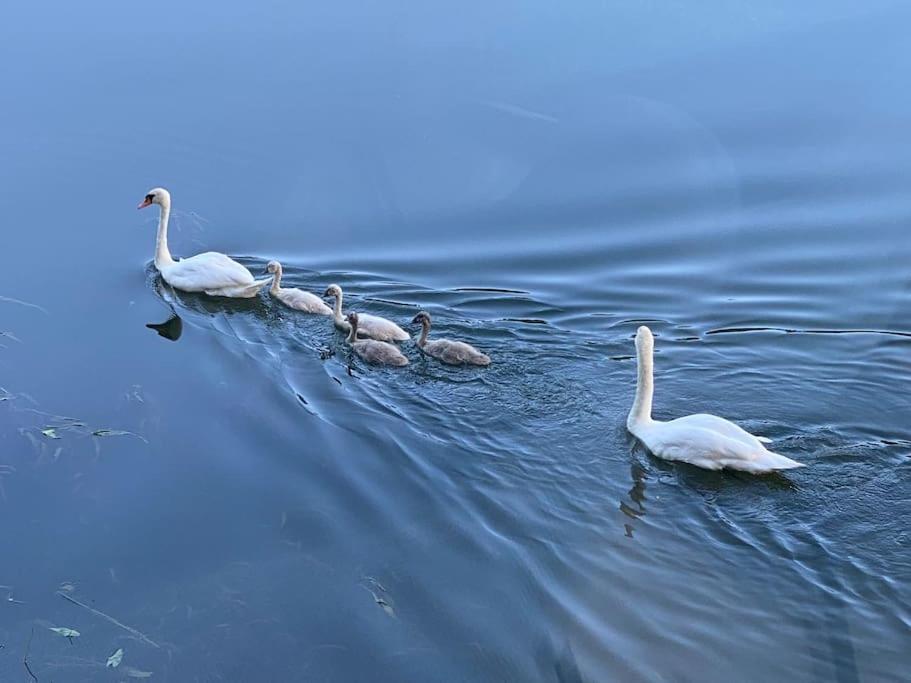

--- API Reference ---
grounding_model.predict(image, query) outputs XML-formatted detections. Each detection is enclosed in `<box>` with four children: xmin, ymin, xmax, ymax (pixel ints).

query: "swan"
<box><xmin>263</xmin><ymin>261</ymin><xmax>332</xmax><ymax>315</ymax></box>
<box><xmin>627</xmin><ymin>326</ymin><xmax>805</xmax><ymax>473</ymax></box>
<box><xmin>412</xmin><ymin>311</ymin><xmax>491</xmax><ymax>366</ymax></box>
<box><xmin>138</xmin><ymin>188</ymin><xmax>270</xmax><ymax>298</ymax></box>
<box><xmin>345</xmin><ymin>313</ymin><xmax>409</xmax><ymax>367</ymax></box>
<box><xmin>323</xmin><ymin>284</ymin><xmax>409</xmax><ymax>342</ymax></box>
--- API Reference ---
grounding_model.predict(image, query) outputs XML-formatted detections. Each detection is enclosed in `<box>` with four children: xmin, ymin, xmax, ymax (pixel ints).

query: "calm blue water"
<box><xmin>2</xmin><ymin>2</ymin><xmax>910</xmax><ymax>681</ymax></box>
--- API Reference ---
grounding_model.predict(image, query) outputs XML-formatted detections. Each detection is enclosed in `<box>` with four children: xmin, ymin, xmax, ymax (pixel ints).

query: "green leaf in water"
<box><xmin>106</xmin><ymin>647</ymin><xmax>124</xmax><ymax>668</ymax></box>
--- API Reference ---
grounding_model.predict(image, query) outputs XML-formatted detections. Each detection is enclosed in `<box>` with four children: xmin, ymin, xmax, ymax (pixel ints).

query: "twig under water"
<box><xmin>56</xmin><ymin>592</ymin><xmax>160</xmax><ymax>649</ymax></box>
<box><xmin>0</xmin><ymin>294</ymin><xmax>49</xmax><ymax>315</ymax></box>
<box><xmin>23</xmin><ymin>626</ymin><xmax>38</xmax><ymax>682</ymax></box>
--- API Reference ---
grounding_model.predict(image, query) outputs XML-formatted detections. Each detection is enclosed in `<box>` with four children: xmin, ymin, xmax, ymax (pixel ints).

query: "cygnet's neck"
<box><xmin>628</xmin><ymin>342</ymin><xmax>654</xmax><ymax>430</ymax></box>
<box><xmin>416</xmin><ymin>320</ymin><xmax>430</xmax><ymax>347</ymax></box>
<box><xmin>154</xmin><ymin>199</ymin><xmax>175</xmax><ymax>269</ymax></box>
<box><xmin>270</xmin><ymin>265</ymin><xmax>282</xmax><ymax>294</ymax></box>
<box><xmin>346</xmin><ymin>319</ymin><xmax>358</xmax><ymax>343</ymax></box>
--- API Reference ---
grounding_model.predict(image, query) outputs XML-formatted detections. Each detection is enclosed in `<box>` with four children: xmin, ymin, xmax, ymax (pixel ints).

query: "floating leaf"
<box><xmin>49</xmin><ymin>626</ymin><xmax>80</xmax><ymax>638</ymax></box>
<box><xmin>106</xmin><ymin>648</ymin><xmax>124</xmax><ymax>668</ymax></box>
<box><xmin>41</xmin><ymin>428</ymin><xmax>60</xmax><ymax>439</ymax></box>
<box><xmin>125</xmin><ymin>668</ymin><xmax>154</xmax><ymax>678</ymax></box>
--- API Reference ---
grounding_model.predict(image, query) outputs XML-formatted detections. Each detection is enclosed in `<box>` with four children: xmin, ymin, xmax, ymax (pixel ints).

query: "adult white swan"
<box><xmin>627</xmin><ymin>326</ymin><xmax>804</xmax><ymax>473</ymax></box>
<box><xmin>138</xmin><ymin>188</ymin><xmax>270</xmax><ymax>298</ymax></box>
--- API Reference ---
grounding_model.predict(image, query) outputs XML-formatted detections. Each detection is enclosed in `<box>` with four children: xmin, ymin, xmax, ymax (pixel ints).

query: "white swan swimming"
<box><xmin>323</xmin><ymin>284</ymin><xmax>409</xmax><ymax>342</ymax></box>
<box><xmin>264</xmin><ymin>261</ymin><xmax>332</xmax><ymax>315</ymax></box>
<box><xmin>627</xmin><ymin>326</ymin><xmax>805</xmax><ymax>473</ymax></box>
<box><xmin>345</xmin><ymin>313</ymin><xmax>409</xmax><ymax>367</ymax></box>
<box><xmin>138</xmin><ymin>188</ymin><xmax>270</xmax><ymax>298</ymax></box>
<box><xmin>412</xmin><ymin>312</ymin><xmax>491</xmax><ymax>366</ymax></box>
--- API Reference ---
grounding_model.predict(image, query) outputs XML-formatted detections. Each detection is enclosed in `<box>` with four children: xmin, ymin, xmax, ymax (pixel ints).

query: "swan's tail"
<box><xmin>206</xmin><ymin>277</ymin><xmax>272</xmax><ymax>298</ymax></box>
<box><xmin>755</xmin><ymin>450</ymin><xmax>806</xmax><ymax>472</ymax></box>
<box><xmin>252</xmin><ymin>276</ymin><xmax>272</xmax><ymax>291</ymax></box>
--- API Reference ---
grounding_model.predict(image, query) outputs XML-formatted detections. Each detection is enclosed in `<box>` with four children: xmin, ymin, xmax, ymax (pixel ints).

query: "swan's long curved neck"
<box><xmin>628</xmin><ymin>343</ymin><xmax>654</xmax><ymax>428</ymax></box>
<box><xmin>346</xmin><ymin>319</ymin><xmax>358</xmax><ymax>343</ymax></box>
<box><xmin>416</xmin><ymin>320</ymin><xmax>430</xmax><ymax>347</ymax></box>
<box><xmin>270</xmin><ymin>265</ymin><xmax>282</xmax><ymax>294</ymax></box>
<box><xmin>154</xmin><ymin>200</ymin><xmax>175</xmax><ymax>269</ymax></box>
<box><xmin>332</xmin><ymin>292</ymin><xmax>344</xmax><ymax>320</ymax></box>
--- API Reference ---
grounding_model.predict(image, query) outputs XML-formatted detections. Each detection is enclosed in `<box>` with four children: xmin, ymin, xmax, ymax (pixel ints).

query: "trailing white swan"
<box><xmin>138</xmin><ymin>188</ymin><xmax>270</xmax><ymax>298</ymax></box>
<box><xmin>264</xmin><ymin>261</ymin><xmax>332</xmax><ymax>315</ymax></box>
<box><xmin>627</xmin><ymin>326</ymin><xmax>804</xmax><ymax>473</ymax></box>
<box><xmin>412</xmin><ymin>312</ymin><xmax>490</xmax><ymax>366</ymax></box>
<box><xmin>323</xmin><ymin>284</ymin><xmax>409</xmax><ymax>342</ymax></box>
<box><xmin>345</xmin><ymin>313</ymin><xmax>409</xmax><ymax>367</ymax></box>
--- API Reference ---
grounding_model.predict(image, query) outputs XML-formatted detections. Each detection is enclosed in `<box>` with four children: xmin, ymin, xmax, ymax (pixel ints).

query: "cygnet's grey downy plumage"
<box><xmin>323</xmin><ymin>284</ymin><xmax>409</xmax><ymax>342</ymax></box>
<box><xmin>264</xmin><ymin>261</ymin><xmax>332</xmax><ymax>315</ymax></box>
<box><xmin>346</xmin><ymin>312</ymin><xmax>409</xmax><ymax>367</ymax></box>
<box><xmin>412</xmin><ymin>311</ymin><xmax>491</xmax><ymax>366</ymax></box>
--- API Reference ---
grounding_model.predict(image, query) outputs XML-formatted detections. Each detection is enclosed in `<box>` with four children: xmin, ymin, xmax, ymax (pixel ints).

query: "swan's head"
<box><xmin>137</xmin><ymin>187</ymin><xmax>170</xmax><ymax>210</ymax></box>
<box><xmin>412</xmin><ymin>311</ymin><xmax>431</xmax><ymax>327</ymax></box>
<box><xmin>265</xmin><ymin>260</ymin><xmax>282</xmax><ymax>275</ymax></box>
<box><xmin>324</xmin><ymin>284</ymin><xmax>342</xmax><ymax>299</ymax></box>
<box><xmin>635</xmin><ymin>326</ymin><xmax>654</xmax><ymax>355</ymax></box>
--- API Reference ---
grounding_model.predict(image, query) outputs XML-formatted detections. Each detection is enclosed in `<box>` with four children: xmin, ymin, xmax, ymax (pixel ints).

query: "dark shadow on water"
<box><xmin>146</xmin><ymin>314</ymin><xmax>183</xmax><ymax>342</ymax></box>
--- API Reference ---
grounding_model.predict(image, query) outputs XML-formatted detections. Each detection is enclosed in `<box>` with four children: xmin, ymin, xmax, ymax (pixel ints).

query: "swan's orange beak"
<box><xmin>137</xmin><ymin>197</ymin><xmax>152</xmax><ymax>209</ymax></box>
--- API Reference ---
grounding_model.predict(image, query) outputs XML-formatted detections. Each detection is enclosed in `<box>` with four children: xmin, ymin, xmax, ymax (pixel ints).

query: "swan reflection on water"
<box><xmin>146</xmin><ymin>314</ymin><xmax>183</xmax><ymax>342</ymax></box>
<box><xmin>620</xmin><ymin>463</ymin><xmax>648</xmax><ymax>538</ymax></box>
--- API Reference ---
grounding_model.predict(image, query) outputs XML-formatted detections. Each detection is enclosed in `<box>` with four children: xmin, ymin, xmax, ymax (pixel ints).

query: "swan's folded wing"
<box><xmin>667</xmin><ymin>413</ymin><xmax>767</xmax><ymax>450</ymax></box>
<box><xmin>167</xmin><ymin>253</ymin><xmax>254</xmax><ymax>291</ymax></box>
<box><xmin>360</xmin><ymin>313</ymin><xmax>408</xmax><ymax>340</ymax></box>
<box><xmin>442</xmin><ymin>340</ymin><xmax>477</xmax><ymax>365</ymax></box>
<box><xmin>646</xmin><ymin>422</ymin><xmax>803</xmax><ymax>472</ymax></box>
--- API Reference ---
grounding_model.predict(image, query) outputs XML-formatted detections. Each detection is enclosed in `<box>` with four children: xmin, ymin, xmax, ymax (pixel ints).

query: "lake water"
<box><xmin>2</xmin><ymin>2</ymin><xmax>910</xmax><ymax>681</ymax></box>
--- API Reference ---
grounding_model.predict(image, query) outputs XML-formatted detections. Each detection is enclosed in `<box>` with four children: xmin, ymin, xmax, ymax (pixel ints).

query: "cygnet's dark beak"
<box><xmin>411</xmin><ymin>314</ymin><xmax>422</xmax><ymax>325</ymax></box>
<box><xmin>261</xmin><ymin>266</ymin><xmax>270</xmax><ymax>275</ymax></box>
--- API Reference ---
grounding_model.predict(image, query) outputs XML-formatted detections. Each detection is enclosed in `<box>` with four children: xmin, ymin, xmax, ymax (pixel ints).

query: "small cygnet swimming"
<box><xmin>264</xmin><ymin>261</ymin><xmax>332</xmax><ymax>315</ymax></box>
<box><xmin>324</xmin><ymin>284</ymin><xmax>409</xmax><ymax>342</ymax></box>
<box><xmin>345</xmin><ymin>312</ymin><xmax>409</xmax><ymax>367</ymax></box>
<box><xmin>412</xmin><ymin>311</ymin><xmax>491</xmax><ymax>366</ymax></box>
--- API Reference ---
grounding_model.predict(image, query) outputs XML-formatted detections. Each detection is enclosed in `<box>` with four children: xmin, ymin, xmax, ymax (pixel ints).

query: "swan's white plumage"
<box><xmin>324</xmin><ymin>284</ymin><xmax>409</xmax><ymax>342</ymax></box>
<box><xmin>626</xmin><ymin>326</ymin><xmax>804</xmax><ymax>473</ymax></box>
<box><xmin>139</xmin><ymin>187</ymin><xmax>269</xmax><ymax>298</ymax></box>
<box><xmin>266</xmin><ymin>261</ymin><xmax>332</xmax><ymax>315</ymax></box>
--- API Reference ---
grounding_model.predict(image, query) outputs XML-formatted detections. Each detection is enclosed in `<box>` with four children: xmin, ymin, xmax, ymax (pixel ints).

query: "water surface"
<box><xmin>1</xmin><ymin>2</ymin><xmax>910</xmax><ymax>681</ymax></box>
